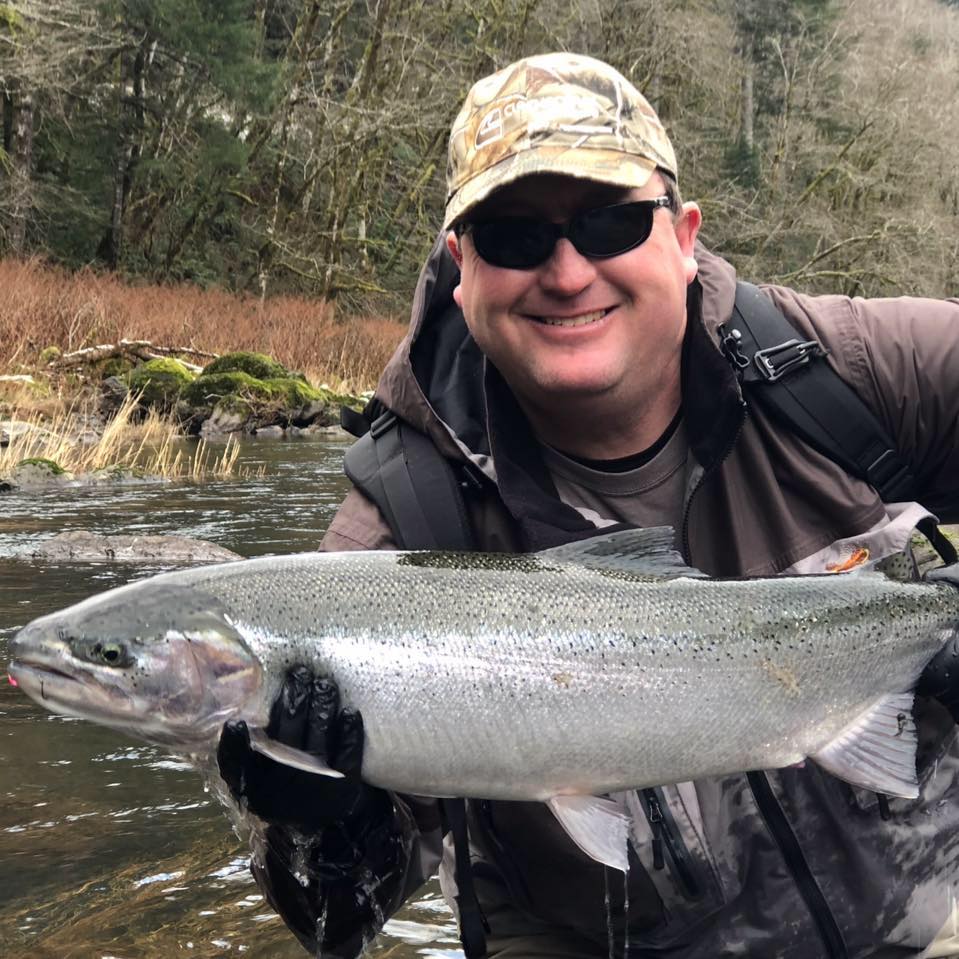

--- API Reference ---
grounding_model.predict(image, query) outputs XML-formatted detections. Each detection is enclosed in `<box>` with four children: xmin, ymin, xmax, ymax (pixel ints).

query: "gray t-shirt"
<box><xmin>541</xmin><ymin>420</ymin><xmax>692</xmax><ymax>541</ymax></box>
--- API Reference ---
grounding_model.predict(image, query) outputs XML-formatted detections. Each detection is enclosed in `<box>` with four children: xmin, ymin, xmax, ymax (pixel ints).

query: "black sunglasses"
<box><xmin>461</xmin><ymin>196</ymin><xmax>673</xmax><ymax>270</ymax></box>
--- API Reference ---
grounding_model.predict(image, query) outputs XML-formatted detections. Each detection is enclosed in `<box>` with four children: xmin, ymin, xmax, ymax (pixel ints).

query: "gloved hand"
<box><xmin>217</xmin><ymin>665</ymin><xmax>392</xmax><ymax>835</ymax></box>
<box><xmin>217</xmin><ymin>667</ymin><xmax>409</xmax><ymax>956</ymax></box>
<box><xmin>918</xmin><ymin>564</ymin><xmax>959</xmax><ymax>723</ymax></box>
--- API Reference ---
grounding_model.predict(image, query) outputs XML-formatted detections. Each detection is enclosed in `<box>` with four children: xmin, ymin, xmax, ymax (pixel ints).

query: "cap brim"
<box><xmin>443</xmin><ymin>147</ymin><xmax>658</xmax><ymax>230</ymax></box>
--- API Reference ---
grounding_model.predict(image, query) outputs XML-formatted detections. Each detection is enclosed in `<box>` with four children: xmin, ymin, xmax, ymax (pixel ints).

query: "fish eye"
<box><xmin>90</xmin><ymin>641</ymin><xmax>131</xmax><ymax>668</ymax></box>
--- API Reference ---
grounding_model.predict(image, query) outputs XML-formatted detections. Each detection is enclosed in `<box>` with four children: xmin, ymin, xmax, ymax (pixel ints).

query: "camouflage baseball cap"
<box><xmin>444</xmin><ymin>52</ymin><xmax>677</xmax><ymax>229</ymax></box>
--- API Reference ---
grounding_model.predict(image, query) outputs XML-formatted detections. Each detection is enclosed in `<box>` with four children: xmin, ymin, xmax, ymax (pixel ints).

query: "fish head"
<box><xmin>8</xmin><ymin>582</ymin><xmax>262</xmax><ymax>749</ymax></box>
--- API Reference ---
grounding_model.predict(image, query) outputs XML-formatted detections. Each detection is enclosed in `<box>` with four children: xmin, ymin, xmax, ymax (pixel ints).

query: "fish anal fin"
<box><xmin>811</xmin><ymin>693</ymin><xmax>918</xmax><ymax>799</ymax></box>
<box><xmin>547</xmin><ymin>795</ymin><xmax>630</xmax><ymax>872</ymax></box>
<box><xmin>247</xmin><ymin>726</ymin><xmax>345</xmax><ymax>778</ymax></box>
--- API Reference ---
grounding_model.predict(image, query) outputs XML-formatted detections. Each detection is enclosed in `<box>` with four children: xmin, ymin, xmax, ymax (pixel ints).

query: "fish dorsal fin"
<box><xmin>811</xmin><ymin>693</ymin><xmax>919</xmax><ymax>799</ymax></box>
<box><xmin>247</xmin><ymin>727</ymin><xmax>345</xmax><ymax>778</ymax></box>
<box><xmin>539</xmin><ymin>526</ymin><xmax>705</xmax><ymax>579</ymax></box>
<box><xmin>547</xmin><ymin>795</ymin><xmax>630</xmax><ymax>872</ymax></box>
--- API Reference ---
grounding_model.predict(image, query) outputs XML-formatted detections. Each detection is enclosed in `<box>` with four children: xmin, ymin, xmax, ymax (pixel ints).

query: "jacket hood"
<box><xmin>374</xmin><ymin>232</ymin><xmax>742</xmax><ymax>473</ymax></box>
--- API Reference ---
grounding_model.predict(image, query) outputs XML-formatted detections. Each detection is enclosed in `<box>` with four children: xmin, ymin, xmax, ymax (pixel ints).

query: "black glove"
<box><xmin>918</xmin><ymin>564</ymin><xmax>959</xmax><ymax>723</ymax></box>
<box><xmin>217</xmin><ymin>665</ymin><xmax>391</xmax><ymax>833</ymax></box>
<box><xmin>217</xmin><ymin>667</ymin><xmax>409</xmax><ymax>956</ymax></box>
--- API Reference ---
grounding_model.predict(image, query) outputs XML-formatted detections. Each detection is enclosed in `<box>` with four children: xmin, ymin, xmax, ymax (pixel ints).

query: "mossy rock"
<box><xmin>127</xmin><ymin>358</ymin><xmax>196</xmax><ymax>411</ymax></box>
<box><xmin>180</xmin><ymin>370</ymin><xmax>330</xmax><ymax>430</ymax></box>
<box><xmin>262</xmin><ymin>377</ymin><xmax>325</xmax><ymax>408</ymax></box>
<box><xmin>38</xmin><ymin>345</ymin><xmax>62</xmax><ymax>364</ymax></box>
<box><xmin>17</xmin><ymin>456</ymin><xmax>66</xmax><ymax>475</ymax></box>
<box><xmin>202</xmin><ymin>351</ymin><xmax>290</xmax><ymax>381</ymax></box>
<box><xmin>181</xmin><ymin>371</ymin><xmax>272</xmax><ymax>409</ymax></box>
<box><xmin>6</xmin><ymin>458</ymin><xmax>75</xmax><ymax>489</ymax></box>
<box><xmin>100</xmin><ymin>355</ymin><xmax>137</xmax><ymax>379</ymax></box>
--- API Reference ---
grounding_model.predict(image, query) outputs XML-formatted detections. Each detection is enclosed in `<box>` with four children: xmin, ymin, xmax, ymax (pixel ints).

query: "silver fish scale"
<box><xmin>154</xmin><ymin>551</ymin><xmax>959</xmax><ymax>801</ymax></box>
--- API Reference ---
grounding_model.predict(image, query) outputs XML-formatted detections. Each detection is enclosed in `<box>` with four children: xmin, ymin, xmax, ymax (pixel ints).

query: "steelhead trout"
<box><xmin>9</xmin><ymin>528</ymin><xmax>959</xmax><ymax>869</ymax></box>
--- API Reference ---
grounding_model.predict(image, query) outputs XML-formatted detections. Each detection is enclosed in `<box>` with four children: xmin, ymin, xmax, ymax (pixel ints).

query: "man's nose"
<box><xmin>537</xmin><ymin>238</ymin><xmax>597</xmax><ymax>295</ymax></box>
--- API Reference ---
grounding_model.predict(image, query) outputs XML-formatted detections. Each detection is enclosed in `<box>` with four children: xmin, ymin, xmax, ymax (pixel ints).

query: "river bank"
<box><xmin>0</xmin><ymin>341</ymin><xmax>369</xmax><ymax>488</ymax></box>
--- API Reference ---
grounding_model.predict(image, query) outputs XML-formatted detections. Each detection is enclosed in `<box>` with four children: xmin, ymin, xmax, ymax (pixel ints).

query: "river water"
<box><xmin>0</xmin><ymin>434</ymin><xmax>460</xmax><ymax>959</ymax></box>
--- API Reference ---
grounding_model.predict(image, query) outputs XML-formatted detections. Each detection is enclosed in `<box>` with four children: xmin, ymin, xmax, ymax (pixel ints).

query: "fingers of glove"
<box><xmin>920</xmin><ymin>635</ymin><xmax>959</xmax><ymax>699</ymax></box>
<box><xmin>217</xmin><ymin>719</ymin><xmax>253</xmax><ymax>801</ymax></box>
<box><xmin>925</xmin><ymin>563</ymin><xmax>959</xmax><ymax>589</ymax></box>
<box><xmin>269</xmin><ymin>665</ymin><xmax>314</xmax><ymax>748</ymax></box>
<box><xmin>332</xmin><ymin>708</ymin><xmax>366</xmax><ymax>777</ymax></box>
<box><xmin>303</xmin><ymin>677</ymin><xmax>341</xmax><ymax>760</ymax></box>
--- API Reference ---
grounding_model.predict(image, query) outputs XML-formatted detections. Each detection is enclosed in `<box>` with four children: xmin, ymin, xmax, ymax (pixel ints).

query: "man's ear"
<box><xmin>674</xmin><ymin>203</ymin><xmax>702</xmax><ymax>285</ymax></box>
<box><xmin>446</xmin><ymin>230</ymin><xmax>463</xmax><ymax>267</ymax></box>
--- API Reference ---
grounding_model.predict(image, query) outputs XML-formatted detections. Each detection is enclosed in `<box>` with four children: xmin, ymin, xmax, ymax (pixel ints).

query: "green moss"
<box><xmin>17</xmin><ymin>457</ymin><xmax>66</xmax><ymax>475</ymax></box>
<box><xmin>127</xmin><ymin>358</ymin><xmax>196</xmax><ymax>410</ymax></box>
<box><xmin>38</xmin><ymin>345</ymin><xmax>62</xmax><ymax>364</ymax></box>
<box><xmin>181</xmin><ymin>370</ymin><xmax>271</xmax><ymax>408</ymax></box>
<box><xmin>101</xmin><ymin>356</ymin><xmax>136</xmax><ymax>379</ymax></box>
<box><xmin>263</xmin><ymin>377</ymin><xmax>324</xmax><ymax>407</ymax></box>
<box><xmin>202</xmin><ymin>351</ymin><xmax>289</xmax><ymax>380</ymax></box>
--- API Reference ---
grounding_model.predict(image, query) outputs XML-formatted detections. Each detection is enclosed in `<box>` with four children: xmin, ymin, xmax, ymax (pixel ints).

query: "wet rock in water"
<box><xmin>5</xmin><ymin>458</ymin><xmax>75</xmax><ymax>489</ymax></box>
<box><xmin>199</xmin><ymin>400</ymin><xmax>250</xmax><ymax>437</ymax></box>
<box><xmin>18</xmin><ymin>530</ymin><xmax>242</xmax><ymax>564</ymax></box>
<box><xmin>253</xmin><ymin>424</ymin><xmax>285</xmax><ymax>439</ymax></box>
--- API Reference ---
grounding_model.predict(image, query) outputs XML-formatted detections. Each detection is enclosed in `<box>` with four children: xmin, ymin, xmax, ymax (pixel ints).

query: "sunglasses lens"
<box><xmin>572</xmin><ymin>204</ymin><xmax>654</xmax><ymax>257</ymax></box>
<box><xmin>468</xmin><ymin>201</ymin><xmax>661</xmax><ymax>268</ymax></box>
<box><xmin>471</xmin><ymin>220</ymin><xmax>556</xmax><ymax>269</ymax></box>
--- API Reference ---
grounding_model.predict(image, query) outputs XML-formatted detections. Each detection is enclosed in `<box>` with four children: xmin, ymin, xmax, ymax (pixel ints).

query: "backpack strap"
<box><xmin>720</xmin><ymin>282</ymin><xmax>916</xmax><ymax>503</ymax></box>
<box><xmin>439</xmin><ymin>798</ymin><xmax>490</xmax><ymax>959</ymax></box>
<box><xmin>342</xmin><ymin>407</ymin><xmax>476</xmax><ymax>551</ymax></box>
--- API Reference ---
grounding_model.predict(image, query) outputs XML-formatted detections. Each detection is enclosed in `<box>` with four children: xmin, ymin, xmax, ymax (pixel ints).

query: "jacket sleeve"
<box><xmin>321</xmin><ymin>487</ymin><xmax>399</xmax><ymax>552</ymax></box>
<box><xmin>766</xmin><ymin>289</ymin><xmax>959</xmax><ymax>523</ymax></box>
<box><xmin>249</xmin><ymin>488</ymin><xmax>442</xmax><ymax>956</ymax></box>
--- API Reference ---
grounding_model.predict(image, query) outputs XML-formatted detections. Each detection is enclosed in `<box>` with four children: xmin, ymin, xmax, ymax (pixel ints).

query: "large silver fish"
<box><xmin>8</xmin><ymin>528</ymin><xmax>959</xmax><ymax>869</ymax></box>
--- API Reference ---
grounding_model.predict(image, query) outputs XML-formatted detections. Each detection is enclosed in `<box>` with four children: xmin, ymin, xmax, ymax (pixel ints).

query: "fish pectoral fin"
<box><xmin>247</xmin><ymin>726</ymin><xmax>345</xmax><ymax>778</ymax></box>
<box><xmin>537</xmin><ymin>526</ymin><xmax>706</xmax><ymax>579</ymax></box>
<box><xmin>547</xmin><ymin>795</ymin><xmax>630</xmax><ymax>873</ymax></box>
<box><xmin>810</xmin><ymin>693</ymin><xmax>919</xmax><ymax>799</ymax></box>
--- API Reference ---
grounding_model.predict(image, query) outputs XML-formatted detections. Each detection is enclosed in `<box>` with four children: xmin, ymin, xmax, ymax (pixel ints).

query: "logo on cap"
<box><xmin>476</xmin><ymin>107</ymin><xmax>504</xmax><ymax>149</ymax></box>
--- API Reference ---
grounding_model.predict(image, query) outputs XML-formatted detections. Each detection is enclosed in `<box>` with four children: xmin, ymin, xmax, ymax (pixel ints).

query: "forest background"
<box><xmin>1</xmin><ymin>0</ymin><xmax>958</xmax><ymax>385</ymax></box>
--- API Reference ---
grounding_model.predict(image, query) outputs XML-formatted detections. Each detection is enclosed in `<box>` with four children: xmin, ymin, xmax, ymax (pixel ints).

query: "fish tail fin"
<box><xmin>810</xmin><ymin>693</ymin><xmax>918</xmax><ymax>799</ymax></box>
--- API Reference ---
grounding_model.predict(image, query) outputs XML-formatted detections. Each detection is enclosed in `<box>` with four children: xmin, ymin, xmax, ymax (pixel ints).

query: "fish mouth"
<box><xmin>8</xmin><ymin>659</ymin><xmax>110</xmax><ymax>710</ymax></box>
<box><xmin>9</xmin><ymin>660</ymin><xmax>83</xmax><ymax>687</ymax></box>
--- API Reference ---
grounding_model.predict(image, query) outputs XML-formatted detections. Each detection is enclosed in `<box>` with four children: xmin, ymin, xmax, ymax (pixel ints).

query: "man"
<box><xmin>218</xmin><ymin>53</ymin><xmax>959</xmax><ymax>958</ymax></box>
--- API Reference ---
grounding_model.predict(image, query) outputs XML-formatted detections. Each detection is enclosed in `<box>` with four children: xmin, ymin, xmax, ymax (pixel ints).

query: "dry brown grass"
<box><xmin>0</xmin><ymin>257</ymin><xmax>407</xmax><ymax>393</ymax></box>
<box><xmin>0</xmin><ymin>393</ymin><xmax>245</xmax><ymax>481</ymax></box>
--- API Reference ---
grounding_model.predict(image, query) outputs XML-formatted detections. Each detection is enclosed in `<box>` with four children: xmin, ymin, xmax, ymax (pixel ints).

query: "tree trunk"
<box><xmin>10</xmin><ymin>88</ymin><xmax>35</xmax><ymax>254</ymax></box>
<box><xmin>103</xmin><ymin>41</ymin><xmax>150</xmax><ymax>268</ymax></box>
<box><xmin>2</xmin><ymin>90</ymin><xmax>12</xmax><ymax>157</ymax></box>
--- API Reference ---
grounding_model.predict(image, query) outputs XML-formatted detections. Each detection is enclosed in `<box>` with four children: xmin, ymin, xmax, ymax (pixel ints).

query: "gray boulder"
<box><xmin>19</xmin><ymin>530</ymin><xmax>242</xmax><ymax>564</ymax></box>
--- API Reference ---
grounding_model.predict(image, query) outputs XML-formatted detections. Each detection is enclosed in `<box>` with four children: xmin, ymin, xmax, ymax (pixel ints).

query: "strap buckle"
<box><xmin>866</xmin><ymin>448</ymin><xmax>913</xmax><ymax>500</ymax></box>
<box><xmin>753</xmin><ymin>338</ymin><xmax>825</xmax><ymax>382</ymax></box>
<box><xmin>718</xmin><ymin>324</ymin><xmax>750</xmax><ymax>370</ymax></box>
<box><xmin>369</xmin><ymin>409</ymin><xmax>398</xmax><ymax>439</ymax></box>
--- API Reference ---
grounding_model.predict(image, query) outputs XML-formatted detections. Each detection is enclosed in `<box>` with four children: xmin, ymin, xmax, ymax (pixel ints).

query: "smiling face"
<box><xmin>447</xmin><ymin>172</ymin><xmax>701</xmax><ymax>454</ymax></box>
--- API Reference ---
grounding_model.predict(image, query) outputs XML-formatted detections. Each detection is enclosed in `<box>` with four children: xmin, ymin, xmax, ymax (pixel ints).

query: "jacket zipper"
<box><xmin>748</xmin><ymin>772</ymin><xmax>847</xmax><ymax>959</ymax></box>
<box><xmin>641</xmin><ymin>788</ymin><xmax>703</xmax><ymax>901</ymax></box>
